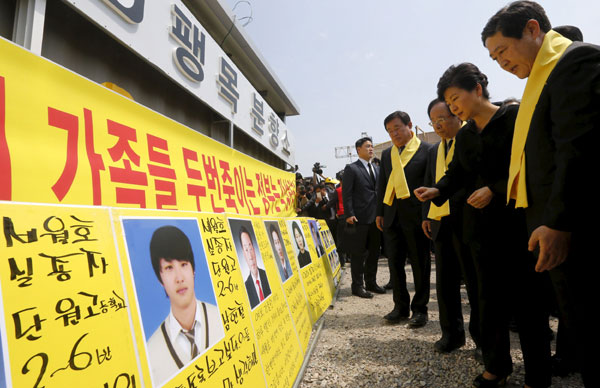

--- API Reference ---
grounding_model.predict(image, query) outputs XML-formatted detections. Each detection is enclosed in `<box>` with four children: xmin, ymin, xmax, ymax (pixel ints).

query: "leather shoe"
<box><xmin>351</xmin><ymin>287</ymin><xmax>373</xmax><ymax>299</ymax></box>
<box><xmin>408</xmin><ymin>312</ymin><xmax>428</xmax><ymax>328</ymax></box>
<box><xmin>365</xmin><ymin>283</ymin><xmax>386</xmax><ymax>294</ymax></box>
<box><xmin>472</xmin><ymin>373</ymin><xmax>508</xmax><ymax>387</ymax></box>
<box><xmin>434</xmin><ymin>335</ymin><xmax>466</xmax><ymax>353</ymax></box>
<box><xmin>384</xmin><ymin>281</ymin><xmax>393</xmax><ymax>290</ymax></box>
<box><xmin>383</xmin><ymin>308</ymin><xmax>409</xmax><ymax>323</ymax></box>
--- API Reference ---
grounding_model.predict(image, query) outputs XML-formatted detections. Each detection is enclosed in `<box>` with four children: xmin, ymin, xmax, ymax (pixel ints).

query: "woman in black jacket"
<box><xmin>415</xmin><ymin>63</ymin><xmax>551</xmax><ymax>388</ymax></box>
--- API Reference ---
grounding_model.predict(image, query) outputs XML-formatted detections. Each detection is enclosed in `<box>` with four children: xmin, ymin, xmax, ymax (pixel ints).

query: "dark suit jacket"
<box><xmin>523</xmin><ymin>42</ymin><xmax>600</xmax><ymax>234</ymax></box>
<box><xmin>433</xmin><ymin>104</ymin><xmax>518</xmax><ymax>243</ymax></box>
<box><xmin>422</xmin><ymin>138</ymin><xmax>467</xmax><ymax>242</ymax></box>
<box><xmin>342</xmin><ymin>159</ymin><xmax>379</xmax><ymax>225</ymax></box>
<box><xmin>376</xmin><ymin>141</ymin><xmax>432</xmax><ymax>229</ymax></box>
<box><xmin>245</xmin><ymin>268</ymin><xmax>271</xmax><ymax>309</ymax></box>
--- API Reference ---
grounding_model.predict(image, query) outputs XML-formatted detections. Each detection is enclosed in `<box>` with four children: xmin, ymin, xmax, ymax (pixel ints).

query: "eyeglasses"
<box><xmin>428</xmin><ymin>116</ymin><xmax>451</xmax><ymax>127</ymax></box>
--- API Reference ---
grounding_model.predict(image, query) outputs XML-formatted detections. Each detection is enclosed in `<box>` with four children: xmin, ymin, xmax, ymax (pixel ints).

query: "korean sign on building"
<box><xmin>65</xmin><ymin>0</ymin><xmax>295</xmax><ymax>165</ymax></box>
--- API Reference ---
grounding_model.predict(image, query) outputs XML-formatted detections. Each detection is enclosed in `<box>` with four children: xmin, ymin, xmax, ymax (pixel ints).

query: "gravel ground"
<box><xmin>298</xmin><ymin>257</ymin><xmax>584</xmax><ymax>388</ymax></box>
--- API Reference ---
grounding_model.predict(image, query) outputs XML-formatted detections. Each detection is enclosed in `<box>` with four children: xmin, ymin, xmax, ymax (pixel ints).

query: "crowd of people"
<box><xmin>294</xmin><ymin>2</ymin><xmax>597</xmax><ymax>387</ymax></box>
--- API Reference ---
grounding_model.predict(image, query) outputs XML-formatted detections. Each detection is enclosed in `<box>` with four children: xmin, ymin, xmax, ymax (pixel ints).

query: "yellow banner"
<box><xmin>0</xmin><ymin>37</ymin><xmax>295</xmax><ymax>217</ymax></box>
<box><xmin>0</xmin><ymin>201</ymin><xmax>338</xmax><ymax>387</ymax></box>
<box><xmin>318</xmin><ymin>220</ymin><xmax>342</xmax><ymax>285</ymax></box>
<box><xmin>0</xmin><ymin>203</ymin><xmax>140</xmax><ymax>388</ymax></box>
<box><xmin>112</xmin><ymin>209</ymin><xmax>268</xmax><ymax>387</ymax></box>
<box><xmin>227</xmin><ymin>215</ymin><xmax>304</xmax><ymax>388</ymax></box>
<box><xmin>288</xmin><ymin>219</ymin><xmax>334</xmax><ymax>324</ymax></box>
<box><xmin>263</xmin><ymin>219</ymin><xmax>312</xmax><ymax>351</ymax></box>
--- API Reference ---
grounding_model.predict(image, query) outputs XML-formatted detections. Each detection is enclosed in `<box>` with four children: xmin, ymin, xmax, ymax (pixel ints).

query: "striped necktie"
<box><xmin>181</xmin><ymin>327</ymin><xmax>198</xmax><ymax>358</ymax></box>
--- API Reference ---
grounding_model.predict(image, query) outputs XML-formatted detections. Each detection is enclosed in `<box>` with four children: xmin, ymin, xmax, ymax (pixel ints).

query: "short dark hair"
<box><xmin>238</xmin><ymin>225</ymin><xmax>252</xmax><ymax>246</ymax></box>
<box><xmin>482</xmin><ymin>1</ymin><xmax>551</xmax><ymax>45</ymax></box>
<box><xmin>553</xmin><ymin>25</ymin><xmax>583</xmax><ymax>42</ymax></box>
<box><xmin>355</xmin><ymin>137</ymin><xmax>373</xmax><ymax>150</ymax></box>
<box><xmin>291</xmin><ymin>221</ymin><xmax>305</xmax><ymax>249</ymax></box>
<box><xmin>437</xmin><ymin>63</ymin><xmax>490</xmax><ymax>102</ymax></box>
<box><xmin>426</xmin><ymin>98</ymin><xmax>447</xmax><ymax>117</ymax></box>
<box><xmin>383</xmin><ymin>111</ymin><xmax>411</xmax><ymax>128</ymax></box>
<box><xmin>150</xmin><ymin>225</ymin><xmax>195</xmax><ymax>283</ymax></box>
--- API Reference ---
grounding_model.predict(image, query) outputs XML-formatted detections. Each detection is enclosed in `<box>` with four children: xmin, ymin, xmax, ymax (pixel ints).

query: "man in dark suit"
<box><xmin>482</xmin><ymin>2</ymin><xmax>600</xmax><ymax>385</ymax></box>
<box><xmin>422</xmin><ymin>100</ymin><xmax>480</xmax><ymax>353</ymax></box>
<box><xmin>240</xmin><ymin>226</ymin><xmax>271</xmax><ymax>309</ymax></box>
<box><xmin>376</xmin><ymin>111</ymin><xmax>432</xmax><ymax>328</ymax></box>
<box><xmin>342</xmin><ymin>137</ymin><xmax>384</xmax><ymax>298</ymax></box>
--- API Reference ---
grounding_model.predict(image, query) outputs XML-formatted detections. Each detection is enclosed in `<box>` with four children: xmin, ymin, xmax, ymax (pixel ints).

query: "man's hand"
<box><xmin>346</xmin><ymin>216</ymin><xmax>358</xmax><ymax>225</ymax></box>
<box><xmin>376</xmin><ymin>216</ymin><xmax>384</xmax><ymax>231</ymax></box>
<box><xmin>422</xmin><ymin>220</ymin><xmax>432</xmax><ymax>239</ymax></box>
<box><xmin>529</xmin><ymin>226</ymin><xmax>571</xmax><ymax>272</ymax></box>
<box><xmin>466</xmin><ymin>186</ymin><xmax>493</xmax><ymax>209</ymax></box>
<box><xmin>414</xmin><ymin>187</ymin><xmax>440</xmax><ymax>202</ymax></box>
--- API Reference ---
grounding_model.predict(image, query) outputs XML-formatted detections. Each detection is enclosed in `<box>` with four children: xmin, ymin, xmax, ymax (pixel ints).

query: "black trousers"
<box><xmin>325</xmin><ymin>217</ymin><xmax>338</xmax><ymax>252</ymax></box>
<box><xmin>383</xmin><ymin>219</ymin><xmax>431</xmax><ymax>314</ymax></box>
<box><xmin>474</xmin><ymin>208</ymin><xmax>551</xmax><ymax>387</ymax></box>
<box><xmin>548</xmin><ymin>229</ymin><xmax>596</xmax><ymax>388</ymax></box>
<box><xmin>347</xmin><ymin>221</ymin><xmax>380</xmax><ymax>289</ymax></box>
<box><xmin>434</xmin><ymin>218</ymin><xmax>480</xmax><ymax>346</ymax></box>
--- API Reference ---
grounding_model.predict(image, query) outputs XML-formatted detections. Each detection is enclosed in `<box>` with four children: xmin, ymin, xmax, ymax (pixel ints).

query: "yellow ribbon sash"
<box><xmin>383</xmin><ymin>134</ymin><xmax>421</xmax><ymax>205</ymax></box>
<box><xmin>427</xmin><ymin>138</ymin><xmax>456</xmax><ymax>220</ymax></box>
<box><xmin>507</xmin><ymin>30</ymin><xmax>571</xmax><ymax>208</ymax></box>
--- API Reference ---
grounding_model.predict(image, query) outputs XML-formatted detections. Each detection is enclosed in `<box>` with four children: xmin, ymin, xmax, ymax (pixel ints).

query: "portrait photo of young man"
<box><xmin>121</xmin><ymin>218</ymin><xmax>224</xmax><ymax>387</ymax></box>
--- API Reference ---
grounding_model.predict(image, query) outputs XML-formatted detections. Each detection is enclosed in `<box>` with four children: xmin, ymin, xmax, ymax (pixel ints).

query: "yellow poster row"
<box><xmin>0</xmin><ymin>37</ymin><xmax>295</xmax><ymax>217</ymax></box>
<box><xmin>0</xmin><ymin>202</ymin><xmax>341</xmax><ymax>387</ymax></box>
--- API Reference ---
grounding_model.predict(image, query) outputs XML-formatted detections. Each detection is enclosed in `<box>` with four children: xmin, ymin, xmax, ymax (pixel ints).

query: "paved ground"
<box><xmin>298</xmin><ymin>257</ymin><xmax>584</xmax><ymax>388</ymax></box>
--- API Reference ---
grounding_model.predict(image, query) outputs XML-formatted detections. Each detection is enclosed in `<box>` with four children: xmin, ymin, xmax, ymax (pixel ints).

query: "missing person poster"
<box><xmin>0</xmin><ymin>202</ymin><xmax>338</xmax><ymax>387</ymax></box>
<box><xmin>287</xmin><ymin>219</ymin><xmax>333</xmax><ymax>324</ymax></box>
<box><xmin>318</xmin><ymin>220</ymin><xmax>341</xmax><ymax>290</ymax></box>
<box><xmin>263</xmin><ymin>219</ymin><xmax>312</xmax><ymax>351</ymax></box>
<box><xmin>112</xmin><ymin>209</ymin><xmax>265</xmax><ymax>387</ymax></box>
<box><xmin>0</xmin><ymin>203</ymin><xmax>139</xmax><ymax>388</ymax></box>
<box><xmin>228</xmin><ymin>216</ymin><xmax>303</xmax><ymax>388</ymax></box>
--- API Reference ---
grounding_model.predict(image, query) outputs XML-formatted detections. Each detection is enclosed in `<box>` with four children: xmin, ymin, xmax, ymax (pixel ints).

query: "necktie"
<box><xmin>368</xmin><ymin>162</ymin><xmax>375</xmax><ymax>184</ymax></box>
<box><xmin>256</xmin><ymin>279</ymin><xmax>264</xmax><ymax>301</ymax></box>
<box><xmin>283</xmin><ymin>266</ymin><xmax>288</xmax><ymax>278</ymax></box>
<box><xmin>182</xmin><ymin>327</ymin><xmax>198</xmax><ymax>358</ymax></box>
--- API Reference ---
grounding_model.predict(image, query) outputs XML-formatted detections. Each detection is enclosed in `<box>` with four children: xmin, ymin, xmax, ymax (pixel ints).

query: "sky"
<box><xmin>223</xmin><ymin>0</ymin><xmax>599</xmax><ymax>179</ymax></box>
